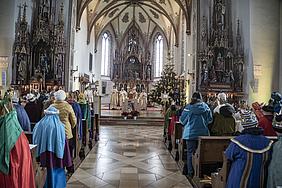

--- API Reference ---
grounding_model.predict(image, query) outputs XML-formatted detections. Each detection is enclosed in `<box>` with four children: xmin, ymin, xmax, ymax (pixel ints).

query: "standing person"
<box><xmin>24</xmin><ymin>93</ymin><xmax>42</xmax><ymax>125</ymax></box>
<box><xmin>225</xmin><ymin>110</ymin><xmax>273</xmax><ymax>188</ymax></box>
<box><xmin>110</xmin><ymin>86</ymin><xmax>119</xmax><ymax>110</ymax></box>
<box><xmin>12</xmin><ymin>96</ymin><xmax>31</xmax><ymax>132</ymax></box>
<box><xmin>139</xmin><ymin>90</ymin><xmax>148</xmax><ymax>110</ymax></box>
<box><xmin>267</xmin><ymin>113</ymin><xmax>282</xmax><ymax>187</ymax></box>
<box><xmin>0</xmin><ymin>93</ymin><xmax>35</xmax><ymax>188</ymax></box>
<box><xmin>67</xmin><ymin>92</ymin><xmax>83</xmax><ymax>158</ymax></box>
<box><xmin>180</xmin><ymin>91</ymin><xmax>213</xmax><ymax>177</ymax></box>
<box><xmin>51</xmin><ymin>90</ymin><xmax>77</xmax><ymax>174</ymax></box>
<box><xmin>33</xmin><ymin>106</ymin><xmax>72</xmax><ymax>188</ymax></box>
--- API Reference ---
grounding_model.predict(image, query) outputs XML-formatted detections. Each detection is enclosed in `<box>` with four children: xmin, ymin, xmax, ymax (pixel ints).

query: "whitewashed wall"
<box><xmin>73</xmin><ymin>9</ymin><xmax>95</xmax><ymax>91</ymax></box>
<box><xmin>248</xmin><ymin>0</ymin><xmax>280</xmax><ymax>103</ymax></box>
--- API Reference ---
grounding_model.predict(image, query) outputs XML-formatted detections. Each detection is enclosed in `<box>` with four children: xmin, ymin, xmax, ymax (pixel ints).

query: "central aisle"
<box><xmin>67</xmin><ymin>126</ymin><xmax>192</xmax><ymax>188</ymax></box>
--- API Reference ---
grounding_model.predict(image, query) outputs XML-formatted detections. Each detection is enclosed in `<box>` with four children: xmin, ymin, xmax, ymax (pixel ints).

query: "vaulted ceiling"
<box><xmin>76</xmin><ymin>0</ymin><xmax>192</xmax><ymax>47</ymax></box>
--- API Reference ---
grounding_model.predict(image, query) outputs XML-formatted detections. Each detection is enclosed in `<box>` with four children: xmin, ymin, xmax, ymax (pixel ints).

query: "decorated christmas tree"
<box><xmin>149</xmin><ymin>63</ymin><xmax>185</xmax><ymax>106</ymax></box>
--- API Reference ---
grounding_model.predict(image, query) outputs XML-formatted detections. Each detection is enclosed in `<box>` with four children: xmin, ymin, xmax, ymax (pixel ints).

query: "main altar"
<box><xmin>111</xmin><ymin>24</ymin><xmax>152</xmax><ymax>92</ymax></box>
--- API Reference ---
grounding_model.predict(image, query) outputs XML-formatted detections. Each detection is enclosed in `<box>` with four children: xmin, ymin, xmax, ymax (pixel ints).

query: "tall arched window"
<box><xmin>155</xmin><ymin>34</ymin><xmax>164</xmax><ymax>77</ymax></box>
<box><xmin>101</xmin><ymin>32</ymin><xmax>110</xmax><ymax>76</ymax></box>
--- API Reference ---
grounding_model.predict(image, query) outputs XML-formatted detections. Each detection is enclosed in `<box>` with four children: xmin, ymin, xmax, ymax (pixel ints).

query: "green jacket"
<box><xmin>210</xmin><ymin>113</ymin><xmax>235</xmax><ymax>136</ymax></box>
<box><xmin>0</xmin><ymin>110</ymin><xmax>23</xmax><ymax>174</ymax></box>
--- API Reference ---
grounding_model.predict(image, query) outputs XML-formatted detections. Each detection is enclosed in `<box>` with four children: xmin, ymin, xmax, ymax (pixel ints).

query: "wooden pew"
<box><xmin>29</xmin><ymin>144</ymin><xmax>47</xmax><ymax>188</ymax></box>
<box><xmin>25</xmin><ymin>131</ymin><xmax>33</xmax><ymax>144</ymax></box>
<box><xmin>178</xmin><ymin>137</ymin><xmax>187</xmax><ymax>173</ymax></box>
<box><xmin>94</xmin><ymin>114</ymin><xmax>100</xmax><ymax>141</ymax></box>
<box><xmin>211</xmin><ymin>153</ymin><xmax>230</xmax><ymax>188</ymax></box>
<box><xmin>171</xmin><ymin>121</ymin><xmax>183</xmax><ymax>161</ymax></box>
<box><xmin>192</xmin><ymin>136</ymin><xmax>233</xmax><ymax>188</ymax></box>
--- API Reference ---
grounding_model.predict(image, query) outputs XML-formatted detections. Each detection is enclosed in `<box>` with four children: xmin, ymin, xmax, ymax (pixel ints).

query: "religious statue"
<box><xmin>210</xmin><ymin>66</ymin><xmax>217</xmax><ymax>83</ymax></box>
<box><xmin>110</xmin><ymin>87</ymin><xmax>119</xmax><ymax>109</ymax></box>
<box><xmin>146</xmin><ymin>65</ymin><xmax>152</xmax><ymax>80</ymax></box>
<box><xmin>139</xmin><ymin>90</ymin><xmax>148</xmax><ymax>110</ymax></box>
<box><xmin>17</xmin><ymin>55</ymin><xmax>27</xmax><ymax>82</ymax></box>
<box><xmin>134</xmin><ymin>71</ymin><xmax>139</xmax><ymax>80</ymax></box>
<box><xmin>119</xmin><ymin>88</ymin><xmax>128</xmax><ymax>112</ymax></box>
<box><xmin>201</xmin><ymin>62</ymin><xmax>209</xmax><ymax>85</ymax></box>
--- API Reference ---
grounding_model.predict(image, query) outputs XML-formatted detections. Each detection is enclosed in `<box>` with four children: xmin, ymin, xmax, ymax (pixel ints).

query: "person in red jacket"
<box><xmin>252</xmin><ymin>92</ymin><xmax>282</xmax><ymax>136</ymax></box>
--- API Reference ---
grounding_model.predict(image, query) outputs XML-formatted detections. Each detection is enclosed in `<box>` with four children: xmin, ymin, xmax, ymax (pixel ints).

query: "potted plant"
<box><xmin>131</xmin><ymin>111</ymin><xmax>140</xmax><ymax>120</ymax></box>
<box><xmin>121</xmin><ymin>112</ymin><xmax>128</xmax><ymax>120</ymax></box>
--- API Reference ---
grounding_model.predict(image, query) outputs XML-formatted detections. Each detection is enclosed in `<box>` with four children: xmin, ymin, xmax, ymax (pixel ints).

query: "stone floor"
<box><xmin>67</xmin><ymin>126</ymin><xmax>192</xmax><ymax>188</ymax></box>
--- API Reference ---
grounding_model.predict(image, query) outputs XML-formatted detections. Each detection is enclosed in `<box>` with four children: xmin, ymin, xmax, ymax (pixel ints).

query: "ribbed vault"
<box><xmin>76</xmin><ymin>0</ymin><xmax>192</xmax><ymax>47</ymax></box>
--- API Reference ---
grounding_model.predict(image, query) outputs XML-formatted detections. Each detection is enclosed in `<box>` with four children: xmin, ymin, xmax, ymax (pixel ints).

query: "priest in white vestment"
<box><xmin>139</xmin><ymin>90</ymin><xmax>147</xmax><ymax>110</ymax></box>
<box><xmin>110</xmin><ymin>87</ymin><xmax>119</xmax><ymax>109</ymax></box>
<box><xmin>119</xmin><ymin>88</ymin><xmax>128</xmax><ymax>112</ymax></box>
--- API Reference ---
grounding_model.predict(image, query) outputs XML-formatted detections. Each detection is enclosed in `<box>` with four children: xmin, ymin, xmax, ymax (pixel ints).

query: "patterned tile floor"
<box><xmin>67</xmin><ymin>126</ymin><xmax>192</xmax><ymax>188</ymax></box>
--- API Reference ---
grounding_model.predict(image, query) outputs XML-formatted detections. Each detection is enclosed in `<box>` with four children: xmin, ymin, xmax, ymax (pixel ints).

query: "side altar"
<box><xmin>197</xmin><ymin>0</ymin><xmax>245</xmax><ymax>101</ymax></box>
<box><xmin>11</xmin><ymin>1</ymin><xmax>66</xmax><ymax>93</ymax></box>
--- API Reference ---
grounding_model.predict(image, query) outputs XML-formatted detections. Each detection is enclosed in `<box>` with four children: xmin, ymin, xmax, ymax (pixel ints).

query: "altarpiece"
<box><xmin>197</xmin><ymin>0</ymin><xmax>244</xmax><ymax>100</ymax></box>
<box><xmin>112</xmin><ymin>25</ymin><xmax>152</xmax><ymax>95</ymax></box>
<box><xmin>12</xmin><ymin>0</ymin><xmax>66</xmax><ymax>93</ymax></box>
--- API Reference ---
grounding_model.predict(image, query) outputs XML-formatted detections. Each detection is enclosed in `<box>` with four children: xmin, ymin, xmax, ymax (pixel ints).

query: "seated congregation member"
<box><xmin>12</xmin><ymin>95</ymin><xmax>31</xmax><ymax>131</ymax></box>
<box><xmin>52</xmin><ymin>90</ymin><xmax>77</xmax><ymax>173</ymax></box>
<box><xmin>211</xmin><ymin>92</ymin><xmax>236</xmax><ymax>136</ymax></box>
<box><xmin>252</xmin><ymin>102</ymin><xmax>277</xmax><ymax>136</ymax></box>
<box><xmin>252</xmin><ymin>92</ymin><xmax>282</xmax><ymax>136</ymax></box>
<box><xmin>67</xmin><ymin>92</ymin><xmax>83</xmax><ymax>157</ymax></box>
<box><xmin>33</xmin><ymin>106</ymin><xmax>72</xmax><ymax>188</ymax></box>
<box><xmin>180</xmin><ymin>91</ymin><xmax>213</xmax><ymax>177</ymax></box>
<box><xmin>24</xmin><ymin>93</ymin><xmax>43</xmax><ymax>124</ymax></box>
<box><xmin>225</xmin><ymin>110</ymin><xmax>273</xmax><ymax>188</ymax></box>
<box><xmin>0</xmin><ymin>93</ymin><xmax>35</xmax><ymax>188</ymax></box>
<box><xmin>267</xmin><ymin>113</ymin><xmax>282</xmax><ymax>187</ymax></box>
<box><xmin>78</xmin><ymin>93</ymin><xmax>91</xmax><ymax>130</ymax></box>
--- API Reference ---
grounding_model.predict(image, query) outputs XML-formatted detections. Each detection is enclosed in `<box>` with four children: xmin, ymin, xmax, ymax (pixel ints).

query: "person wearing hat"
<box><xmin>252</xmin><ymin>101</ymin><xmax>277</xmax><ymax>136</ymax></box>
<box><xmin>0</xmin><ymin>92</ymin><xmax>35</xmax><ymax>188</ymax></box>
<box><xmin>210</xmin><ymin>92</ymin><xmax>236</xmax><ymax>136</ymax></box>
<box><xmin>252</xmin><ymin>91</ymin><xmax>282</xmax><ymax>136</ymax></box>
<box><xmin>51</xmin><ymin>90</ymin><xmax>77</xmax><ymax>174</ymax></box>
<box><xmin>33</xmin><ymin>106</ymin><xmax>72</xmax><ymax>188</ymax></box>
<box><xmin>12</xmin><ymin>96</ymin><xmax>31</xmax><ymax>131</ymax></box>
<box><xmin>224</xmin><ymin>110</ymin><xmax>273</xmax><ymax>188</ymax></box>
<box><xmin>267</xmin><ymin>113</ymin><xmax>282</xmax><ymax>187</ymax></box>
<box><xmin>24</xmin><ymin>93</ymin><xmax>43</xmax><ymax>125</ymax></box>
<box><xmin>180</xmin><ymin>91</ymin><xmax>213</xmax><ymax>177</ymax></box>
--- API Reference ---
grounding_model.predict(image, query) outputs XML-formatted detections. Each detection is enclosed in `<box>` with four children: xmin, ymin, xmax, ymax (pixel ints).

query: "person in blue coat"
<box><xmin>225</xmin><ymin>110</ymin><xmax>273</xmax><ymax>188</ymax></box>
<box><xmin>12</xmin><ymin>96</ymin><xmax>31</xmax><ymax>131</ymax></box>
<box><xmin>180</xmin><ymin>91</ymin><xmax>213</xmax><ymax>177</ymax></box>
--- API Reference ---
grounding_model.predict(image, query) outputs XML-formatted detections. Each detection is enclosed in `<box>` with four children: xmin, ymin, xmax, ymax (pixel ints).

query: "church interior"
<box><xmin>0</xmin><ymin>0</ymin><xmax>282</xmax><ymax>187</ymax></box>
